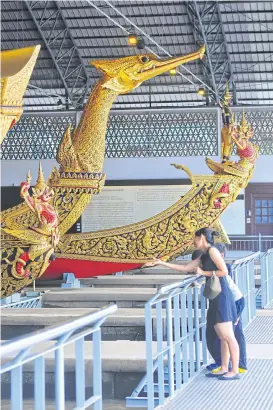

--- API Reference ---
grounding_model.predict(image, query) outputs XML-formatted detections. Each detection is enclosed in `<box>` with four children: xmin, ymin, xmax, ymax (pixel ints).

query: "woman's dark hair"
<box><xmin>191</xmin><ymin>249</ymin><xmax>203</xmax><ymax>260</ymax></box>
<box><xmin>214</xmin><ymin>243</ymin><xmax>227</xmax><ymax>256</ymax></box>
<box><xmin>195</xmin><ymin>227</ymin><xmax>219</xmax><ymax>245</ymax></box>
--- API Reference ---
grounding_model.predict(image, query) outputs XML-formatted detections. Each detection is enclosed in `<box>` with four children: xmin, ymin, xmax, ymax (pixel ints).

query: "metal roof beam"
<box><xmin>24</xmin><ymin>0</ymin><xmax>89</xmax><ymax>108</ymax></box>
<box><xmin>28</xmin><ymin>78</ymin><xmax>273</xmax><ymax>88</ymax></box>
<box><xmin>86</xmin><ymin>0</ymin><xmax>222</xmax><ymax>104</ymax></box>
<box><xmin>185</xmin><ymin>1</ymin><xmax>236</xmax><ymax>103</ymax></box>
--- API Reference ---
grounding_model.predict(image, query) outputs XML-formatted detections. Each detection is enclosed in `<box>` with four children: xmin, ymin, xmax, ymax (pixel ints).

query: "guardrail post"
<box><xmin>246</xmin><ymin>263</ymin><xmax>252</xmax><ymax>324</ymax></box>
<box><xmin>265</xmin><ymin>254</ymin><xmax>269</xmax><ymax>306</ymax></box>
<box><xmin>34</xmin><ymin>356</ymin><xmax>45</xmax><ymax>410</ymax></box>
<box><xmin>145</xmin><ymin>301</ymin><xmax>155</xmax><ymax>410</ymax></box>
<box><xmin>193</xmin><ymin>287</ymin><xmax>200</xmax><ymax>372</ymax></box>
<box><xmin>166</xmin><ymin>297</ymin><xmax>174</xmax><ymax>397</ymax></box>
<box><xmin>55</xmin><ymin>347</ymin><xmax>65</xmax><ymax>410</ymax></box>
<box><xmin>156</xmin><ymin>302</ymin><xmax>165</xmax><ymax>406</ymax></box>
<box><xmin>75</xmin><ymin>338</ymin><xmax>85</xmax><ymax>408</ymax></box>
<box><xmin>260</xmin><ymin>249</ymin><xmax>273</xmax><ymax>308</ymax></box>
<box><xmin>200</xmin><ymin>284</ymin><xmax>207</xmax><ymax>366</ymax></box>
<box><xmin>258</xmin><ymin>233</ymin><xmax>262</xmax><ymax>252</ymax></box>
<box><xmin>11</xmin><ymin>366</ymin><xmax>23</xmax><ymax>410</ymax></box>
<box><xmin>93</xmin><ymin>328</ymin><xmax>102</xmax><ymax>410</ymax></box>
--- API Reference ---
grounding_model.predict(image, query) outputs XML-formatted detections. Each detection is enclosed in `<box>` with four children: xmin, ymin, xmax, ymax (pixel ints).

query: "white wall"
<box><xmin>2</xmin><ymin>154</ymin><xmax>273</xmax><ymax>185</ymax></box>
<box><xmin>220</xmin><ymin>195</ymin><xmax>245</xmax><ymax>235</ymax></box>
<box><xmin>0</xmin><ymin>156</ymin><xmax>214</xmax><ymax>185</ymax></box>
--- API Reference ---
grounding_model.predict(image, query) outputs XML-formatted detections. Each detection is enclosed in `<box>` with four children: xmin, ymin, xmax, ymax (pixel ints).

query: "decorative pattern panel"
<box><xmin>1</xmin><ymin>108</ymin><xmax>272</xmax><ymax>160</ymax></box>
<box><xmin>233</xmin><ymin>110</ymin><xmax>273</xmax><ymax>155</ymax></box>
<box><xmin>106</xmin><ymin>110</ymin><xmax>219</xmax><ymax>158</ymax></box>
<box><xmin>1</xmin><ymin>113</ymin><xmax>76</xmax><ymax>160</ymax></box>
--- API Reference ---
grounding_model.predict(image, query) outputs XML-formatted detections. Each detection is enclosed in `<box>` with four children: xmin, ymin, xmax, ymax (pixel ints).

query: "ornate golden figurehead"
<box><xmin>58</xmin><ymin>46</ymin><xmax>206</xmax><ymax>173</ymax></box>
<box><xmin>0</xmin><ymin>45</ymin><xmax>40</xmax><ymax>142</ymax></box>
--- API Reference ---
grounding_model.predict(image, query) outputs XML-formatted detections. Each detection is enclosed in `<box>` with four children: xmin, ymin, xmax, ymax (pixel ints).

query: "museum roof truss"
<box><xmin>1</xmin><ymin>1</ymin><xmax>272</xmax><ymax>110</ymax></box>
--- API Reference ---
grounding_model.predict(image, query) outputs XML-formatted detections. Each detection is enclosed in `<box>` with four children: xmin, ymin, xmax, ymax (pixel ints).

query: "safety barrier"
<box><xmin>229</xmin><ymin>234</ymin><xmax>273</xmax><ymax>253</ymax></box>
<box><xmin>260</xmin><ymin>248</ymin><xmax>273</xmax><ymax>308</ymax></box>
<box><xmin>232</xmin><ymin>252</ymin><xmax>260</xmax><ymax>328</ymax></box>
<box><xmin>126</xmin><ymin>276</ymin><xmax>207</xmax><ymax>409</ymax></box>
<box><xmin>0</xmin><ymin>304</ymin><xmax>117</xmax><ymax>410</ymax></box>
<box><xmin>0</xmin><ymin>292</ymin><xmax>42</xmax><ymax>309</ymax></box>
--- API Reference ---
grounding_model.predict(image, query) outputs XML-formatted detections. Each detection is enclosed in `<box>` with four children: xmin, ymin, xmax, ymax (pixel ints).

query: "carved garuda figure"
<box><xmin>219</xmin><ymin>84</ymin><xmax>233</xmax><ymax>162</ymax></box>
<box><xmin>1</xmin><ymin>164</ymin><xmax>59</xmax><ymax>295</ymax></box>
<box><xmin>206</xmin><ymin>110</ymin><xmax>259</xmax><ymax>190</ymax></box>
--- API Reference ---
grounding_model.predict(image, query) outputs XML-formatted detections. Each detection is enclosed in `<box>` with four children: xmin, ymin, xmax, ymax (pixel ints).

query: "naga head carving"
<box><xmin>91</xmin><ymin>45</ymin><xmax>205</xmax><ymax>94</ymax></box>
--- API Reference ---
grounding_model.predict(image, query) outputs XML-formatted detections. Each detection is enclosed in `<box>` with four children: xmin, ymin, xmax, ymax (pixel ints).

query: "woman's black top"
<box><xmin>201</xmin><ymin>246</ymin><xmax>237</xmax><ymax>325</ymax></box>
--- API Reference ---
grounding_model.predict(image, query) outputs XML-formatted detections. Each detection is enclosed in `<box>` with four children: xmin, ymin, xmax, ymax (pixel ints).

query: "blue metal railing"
<box><xmin>126</xmin><ymin>275</ymin><xmax>206</xmax><ymax>409</ymax></box>
<box><xmin>0</xmin><ymin>304</ymin><xmax>117</xmax><ymax>410</ymax></box>
<box><xmin>0</xmin><ymin>292</ymin><xmax>42</xmax><ymax>309</ymax></box>
<box><xmin>228</xmin><ymin>234</ymin><xmax>273</xmax><ymax>253</ymax></box>
<box><xmin>260</xmin><ymin>248</ymin><xmax>273</xmax><ymax>308</ymax></box>
<box><xmin>232</xmin><ymin>251</ymin><xmax>260</xmax><ymax>328</ymax></box>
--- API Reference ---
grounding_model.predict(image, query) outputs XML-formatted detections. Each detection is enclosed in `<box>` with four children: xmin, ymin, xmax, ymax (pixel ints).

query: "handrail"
<box><xmin>260</xmin><ymin>248</ymin><xmax>273</xmax><ymax>258</ymax></box>
<box><xmin>229</xmin><ymin>235</ymin><xmax>273</xmax><ymax>238</ymax></box>
<box><xmin>1</xmin><ymin>304</ymin><xmax>117</xmax><ymax>410</ymax></box>
<box><xmin>0</xmin><ymin>295</ymin><xmax>42</xmax><ymax>309</ymax></box>
<box><xmin>228</xmin><ymin>235</ymin><xmax>273</xmax><ymax>252</ymax></box>
<box><xmin>0</xmin><ymin>304</ymin><xmax>117</xmax><ymax>358</ymax></box>
<box><xmin>260</xmin><ymin>248</ymin><xmax>273</xmax><ymax>308</ymax></box>
<box><xmin>233</xmin><ymin>251</ymin><xmax>260</xmax><ymax>265</ymax></box>
<box><xmin>157</xmin><ymin>275</ymin><xmax>197</xmax><ymax>295</ymax></box>
<box><xmin>127</xmin><ymin>274</ymin><xmax>206</xmax><ymax>409</ymax></box>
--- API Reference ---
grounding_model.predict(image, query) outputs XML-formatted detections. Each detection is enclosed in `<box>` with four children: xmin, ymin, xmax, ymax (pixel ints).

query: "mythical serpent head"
<box><xmin>91</xmin><ymin>45</ymin><xmax>205</xmax><ymax>94</ymax></box>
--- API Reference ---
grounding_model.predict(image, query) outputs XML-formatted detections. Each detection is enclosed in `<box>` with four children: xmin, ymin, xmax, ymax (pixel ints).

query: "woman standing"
<box><xmin>144</xmin><ymin>227</ymin><xmax>240</xmax><ymax>380</ymax></box>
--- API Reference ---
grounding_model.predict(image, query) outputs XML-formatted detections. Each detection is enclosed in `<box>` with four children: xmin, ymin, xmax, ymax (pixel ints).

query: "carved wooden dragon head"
<box><xmin>91</xmin><ymin>45</ymin><xmax>205</xmax><ymax>94</ymax></box>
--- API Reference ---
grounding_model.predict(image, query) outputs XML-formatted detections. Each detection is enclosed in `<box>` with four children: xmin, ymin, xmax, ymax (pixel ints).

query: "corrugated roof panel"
<box><xmin>1</xmin><ymin>0</ymin><xmax>272</xmax><ymax>109</ymax></box>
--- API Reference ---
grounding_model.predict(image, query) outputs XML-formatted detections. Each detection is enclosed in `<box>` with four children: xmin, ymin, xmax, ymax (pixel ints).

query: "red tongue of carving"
<box><xmin>9</xmin><ymin>118</ymin><xmax>17</xmax><ymax>130</ymax></box>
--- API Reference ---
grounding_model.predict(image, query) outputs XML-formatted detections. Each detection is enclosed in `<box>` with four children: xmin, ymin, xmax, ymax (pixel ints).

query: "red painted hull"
<box><xmin>42</xmin><ymin>258</ymin><xmax>142</xmax><ymax>280</ymax></box>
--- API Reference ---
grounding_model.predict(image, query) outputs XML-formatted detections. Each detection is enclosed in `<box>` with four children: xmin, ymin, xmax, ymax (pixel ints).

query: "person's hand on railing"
<box><xmin>142</xmin><ymin>258</ymin><xmax>163</xmax><ymax>268</ymax></box>
<box><xmin>194</xmin><ymin>266</ymin><xmax>204</xmax><ymax>276</ymax></box>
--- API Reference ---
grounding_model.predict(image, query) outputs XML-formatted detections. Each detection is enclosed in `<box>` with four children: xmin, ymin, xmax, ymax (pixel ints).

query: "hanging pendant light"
<box><xmin>128</xmin><ymin>33</ymin><xmax>138</xmax><ymax>46</ymax></box>
<box><xmin>169</xmin><ymin>68</ymin><xmax>177</xmax><ymax>76</ymax></box>
<box><xmin>197</xmin><ymin>87</ymin><xmax>206</xmax><ymax>96</ymax></box>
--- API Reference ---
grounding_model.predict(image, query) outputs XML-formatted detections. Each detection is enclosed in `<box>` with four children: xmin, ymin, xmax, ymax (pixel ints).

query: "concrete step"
<box><xmin>36</xmin><ymin>274</ymin><xmax>193</xmax><ymax>289</ymax></box>
<box><xmin>1</xmin><ymin>340</ymin><xmax>204</xmax><ymax>401</ymax></box>
<box><xmin>42</xmin><ymin>287</ymin><xmax>158</xmax><ymax>308</ymax></box>
<box><xmin>1</xmin><ymin>308</ymin><xmax>202</xmax><ymax>341</ymax></box>
<box><xmin>87</xmin><ymin>274</ymin><xmax>192</xmax><ymax>288</ymax></box>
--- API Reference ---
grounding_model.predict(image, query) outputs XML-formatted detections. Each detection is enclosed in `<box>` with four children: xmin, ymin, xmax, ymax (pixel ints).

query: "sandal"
<box><xmin>218</xmin><ymin>374</ymin><xmax>240</xmax><ymax>380</ymax></box>
<box><xmin>206</xmin><ymin>372</ymin><xmax>228</xmax><ymax>378</ymax></box>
